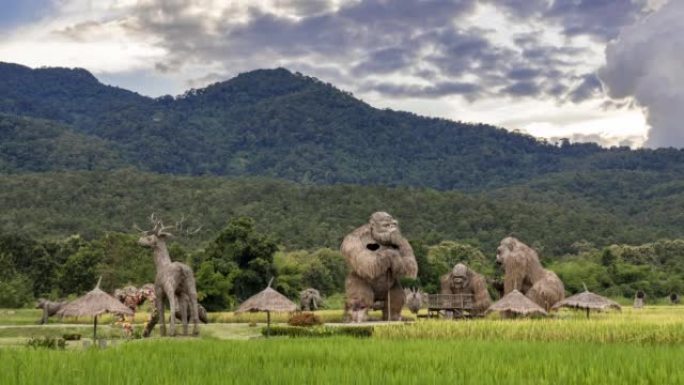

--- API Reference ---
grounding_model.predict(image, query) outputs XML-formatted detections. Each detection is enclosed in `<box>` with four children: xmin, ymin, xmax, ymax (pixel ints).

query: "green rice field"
<box><xmin>1</xmin><ymin>306</ymin><xmax>683</xmax><ymax>385</ymax></box>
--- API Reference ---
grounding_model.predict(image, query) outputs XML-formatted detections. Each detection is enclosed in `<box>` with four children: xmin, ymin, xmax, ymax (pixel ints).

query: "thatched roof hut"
<box><xmin>236</xmin><ymin>287</ymin><xmax>297</xmax><ymax>313</ymax></box>
<box><xmin>552</xmin><ymin>289</ymin><xmax>621</xmax><ymax>318</ymax></box>
<box><xmin>235</xmin><ymin>279</ymin><xmax>296</xmax><ymax>336</ymax></box>
<box><xmin>486</xmin><ymin>289</ymin><xmax>548</xmax><ymax>318</ymax></box>
<box><xmin>57</xmin><ymin>277</ymin><xmax>133</xmax><ymax>340</ymax></box>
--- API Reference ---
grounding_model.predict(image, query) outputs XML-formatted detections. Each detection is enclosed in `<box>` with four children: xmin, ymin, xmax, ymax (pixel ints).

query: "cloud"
<box><xmin>568</xmin><ymin>73</ymin><xmax>603</xmax><ymax>103</ymax></box>
<box><xmin>547</xmin><ymin>132</ymin><xmax>644</xmax><ymax>148</ymax></box>
<box><xmin>599</xmin><ymin>0</ymin><xmax>684</xmax><ymax>148</ymax></box>
<box><xmin>111</xmin><ymin>0</ymin><xmax>615</xmax><ymax>102</ymax></box>
<box><xmin>21</xmin><ymin>0</ymin><xmax>648</xmax><ymax>106</ymax></box>
<box><xmin>502</xmin><ymin>81</ymin><xmax>541</xmax><ymax>97</ymax></box>
<box><xmin>364</xmin><ymin>81</ymin><xmax>482</xmax><ymax>98</ymax></box>
<box><xmin>546</xmin><ymin>0</ymin><xmax>650</xmax><ymax>41</ymax></box>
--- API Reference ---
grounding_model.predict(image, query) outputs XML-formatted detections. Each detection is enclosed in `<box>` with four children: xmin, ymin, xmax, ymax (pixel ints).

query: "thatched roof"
<box><xmin>236</xmin><ymin>286</ymin><xmax>297</xmax><ymax>313</ymax></box>
<box><xmin>57</xmin><ymin>279</ymin><xmax>134</xmax><ymax>318</ymax></box>
<box><xmin>486</xmin><ymin>289</ymin><xmax>548</xmax><ymax>316</ymax></box>
<box><xmin>552</xmin><ymin>290</ymin><xmax>621</xmax><ymax>312</ymax></box>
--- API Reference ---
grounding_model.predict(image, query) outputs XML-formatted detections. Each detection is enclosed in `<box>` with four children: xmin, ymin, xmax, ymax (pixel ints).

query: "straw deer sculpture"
<box><xmin>137</xmin><ymin>214</ymin><xmax>200</xmax><ymax>336</ymax></box>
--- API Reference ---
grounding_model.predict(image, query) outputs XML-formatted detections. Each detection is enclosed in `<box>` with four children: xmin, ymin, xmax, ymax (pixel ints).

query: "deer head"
<box><xmin>136</xmin><ymin>213</ymin><xmax>174</xmax><ymax>248</ymax></box>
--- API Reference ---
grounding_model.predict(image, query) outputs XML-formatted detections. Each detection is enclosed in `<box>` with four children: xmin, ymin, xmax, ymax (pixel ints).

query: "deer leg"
<box><xmin>168</xmin><ymin>292</ymin><xmax>178</xmax><ymax>337</ymax></box>
<box><xmin>183</xmin><ymin>274</ymin><xmax>201</xmax><ymax>336</ymax></box>
<box><xmin>188</xmin><ymin>288</ymin><xmax>200</xmax><ymax>336</ymax></box>
<box><xmin>179</xmin><ymin>294</ymin><xmax>188</xmax><ymax>336</ymax></box>
<box><xmin>156</xmin><ymin>289</ymin><xmax>166</xmax><ymax>337</ymax></box>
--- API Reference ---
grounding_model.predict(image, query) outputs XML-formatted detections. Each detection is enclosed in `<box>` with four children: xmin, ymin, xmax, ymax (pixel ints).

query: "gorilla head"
<box><xmin>369</xmin><ymin>211</ymin><xmax>400</xmax><ymax>246</ymax></box>
<box><xmin>495</xmin><ymin>237</ymin><xmax>517</xmax><ymax>267</ymax></box>
<box><xmin>451</xmin><ymin>263</ymin><xmax>469</xmax><ymax>290</ymax></box>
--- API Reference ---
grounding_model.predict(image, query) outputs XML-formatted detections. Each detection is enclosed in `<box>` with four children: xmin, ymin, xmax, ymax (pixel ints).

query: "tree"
<box><xmin>427</xmin><ymin>241</ymin><xmax>493</xmax><ymax>280</ymax></box>
<box><xmin>200</xmin><ymin>217</ymin><xmax>278</xmax><ymax>303</ymax></box>
<box><xmin>0</xmin><ymin>274</ymin><xmax>33</xmax><ymax>308</ymax></box>
<box><xmin>58</xmin><ymin>247</ymin><xmax>102</xmax><ymax>295</ymax></box>
<box><xmin>194</xmin><ymin>259</ymin><xmax>236</xmax><ymax>311</ymax></box>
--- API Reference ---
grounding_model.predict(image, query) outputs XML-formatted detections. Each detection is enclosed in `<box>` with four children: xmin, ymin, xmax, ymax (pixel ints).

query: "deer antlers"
<box><xmin>174</xmin><ymin>214</ymin><xmax>203</xmax><ymax>236</ymax></box>
<box><xmin>134</xmin><ymin>213</ymin><xmax>202</xmax><ymax>237</ymax></box>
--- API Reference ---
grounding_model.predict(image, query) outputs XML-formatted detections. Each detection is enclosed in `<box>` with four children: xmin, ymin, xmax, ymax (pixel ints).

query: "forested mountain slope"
<box><xmin>3</xmin><ymin>62</ymin><xmax>684</xmax><ymax>190</ymax></box>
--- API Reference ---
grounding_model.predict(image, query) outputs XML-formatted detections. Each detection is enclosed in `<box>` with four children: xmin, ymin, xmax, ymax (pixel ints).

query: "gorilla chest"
<box><xmin>449</xmin><ymin>284</ymin><xmax>471</xmax><ymax>295</ymax></box>
<box><xmin>369</xmin><ymin>272</ymin><xmax>396</xmax><ymax>296</ymax></box>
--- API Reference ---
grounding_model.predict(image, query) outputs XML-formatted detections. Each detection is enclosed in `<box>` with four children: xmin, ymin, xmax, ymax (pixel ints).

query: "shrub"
<box><xmin>62</xmin><ymin>333</ymin><xmax>81</xmax><ymax>341</ymax></box>
<box><xmin>263</xmin><ymin>325</ymin><xmax>373</xmax><ymax>338</ymax></box>
<box><xmin>26</xmin><ymin>337</ymin><xmax>66</xmax><ymax>350</ymax></box>
<box><xmin>287</xmin><ymin>312</ymin><xmax>322</xmax><ymax>327</ymax></box>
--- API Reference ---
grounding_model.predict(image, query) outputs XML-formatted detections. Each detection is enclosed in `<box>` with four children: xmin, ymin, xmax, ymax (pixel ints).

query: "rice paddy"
<box><xmin>1</xmin><ymin>306</ymin><xmax>683</xmax><ymax>385</ymax></box>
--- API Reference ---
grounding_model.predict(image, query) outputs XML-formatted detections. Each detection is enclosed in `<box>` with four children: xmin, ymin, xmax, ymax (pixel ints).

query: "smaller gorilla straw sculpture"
<box><xmin>440</xmin><ymin>263</ymin><xmax>492</xmax><ymax>315</ymax></box>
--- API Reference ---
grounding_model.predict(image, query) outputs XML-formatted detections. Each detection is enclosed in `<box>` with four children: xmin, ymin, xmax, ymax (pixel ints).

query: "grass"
<box><xmin>1</xmin><ymin>338</ymin><xmax>682</xmax><ymax>385</ymax></box>
<box><xmin>1</xmin><ymin>307</ymin><xmax>418</xmax><ymax>325</ymax></box>
<box><xmin>2</xmin><ymin>306</ymin><xmax>684</xmax><ymax>384</ymax></box>
<box><xmin>374</xmin><ymin>306</ymin><xmax>684</xmax><ymax>344</ymax></box>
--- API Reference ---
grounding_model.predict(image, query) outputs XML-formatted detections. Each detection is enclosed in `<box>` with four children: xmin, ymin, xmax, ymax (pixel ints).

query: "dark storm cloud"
<box><xmin>367</xmin><ymin>81</ymin><xmax>482</xmax><ymax>98</ymax></box>
<box><xmin>502</xmin><ymin>81</ymin><xmax>541</xmax><ymax>97</ymax></box>
<box><xmin>507</xmin><ymin>68</ymin><xmax>542</xmax><ymax>81</ymax></box>
<box><xmin>353</xmin><ymin>47</ymin><xmax>414</xmax><ymax>75</ymax></box>
<box><xmin>545</xmin><ymin>0</ymin><xmax>650</xmax><ymax>41</ymax></box>
<box><xmin>568</xmin><ymin>74</ymin><xmax>603</xmax><ymax>103</ymax></box>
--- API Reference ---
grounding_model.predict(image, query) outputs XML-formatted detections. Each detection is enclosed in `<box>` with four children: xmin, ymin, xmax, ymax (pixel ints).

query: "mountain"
<box><xmin>0</xmin><ymin>114</ymin><xmax>122</xmax><ymax>172</ymax></box>
<box><xmin>5</xmin><ymin>61</ymin><xmax>684</xmax><ymax>190</ymax></box>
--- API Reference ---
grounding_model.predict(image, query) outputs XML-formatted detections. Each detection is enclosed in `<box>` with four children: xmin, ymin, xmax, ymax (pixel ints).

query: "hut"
<box><xmin>486</xmin><ymin>289</ymin><xmax>547</xmax><ymax>318</ymax></box>
<box><xmin>57</xmin><ymin>277</ymin><xmax>134</xmax><ymax>341</ymax></box>
<box><xmin>235</xmin><ymin>279</ymin><xmax>297</xmax><ymax>336</ymax></box>
<box><xmin>552</xmin><ymin>288</ymin><xmax>621</xmax><ymax>318</ymax></box>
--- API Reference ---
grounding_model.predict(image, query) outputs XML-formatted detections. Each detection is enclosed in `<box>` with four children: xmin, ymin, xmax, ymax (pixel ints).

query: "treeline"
<box><xmin>2</xmin><ymin>169</ymin><xmax>684</xmax><ymax>256</ymax></box>
<box><xmin>2</xmin><ymin>220</ymin><xmax>683</xmax><ymax>309</ymax></box>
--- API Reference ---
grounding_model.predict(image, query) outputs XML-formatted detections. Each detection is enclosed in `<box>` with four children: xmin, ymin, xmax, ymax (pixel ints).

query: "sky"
<box><xmin>0</xmin><ymin>0</ymin><xmax>681</xmax><ymax>148</ymax></box>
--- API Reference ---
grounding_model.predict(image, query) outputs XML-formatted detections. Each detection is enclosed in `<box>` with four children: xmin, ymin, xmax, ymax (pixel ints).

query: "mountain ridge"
<box><xmin>1</xmin><ymin>61</ymin><xmax>682</xmax><ymax>190</ymax></box>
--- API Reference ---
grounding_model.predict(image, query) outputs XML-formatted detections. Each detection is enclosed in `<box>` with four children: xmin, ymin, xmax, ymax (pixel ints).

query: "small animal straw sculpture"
<box><xmin>440</xmin><ymin>263</ymin><xmax>492</xmax><ymax>315</ymax></box>
<box><xmin>36</xmin><ymin>299</ymin><xmax>67</xmax><ymax>324</ymax></box>
<box><xmin>114</xmin><ymin>285</ymin><xmax>150</xmax><ymax>319</ymax></box>
<box><xmin>404</xmin><ymin>288</ymin><xmax>426</xmax><ymax>314</ymax></box>
<box><xmin>299</xmin><ymin>288</ymin><xmax>323</xmax><ymax>311</ymax></box>
<box><xmin>137</xmin><ymin>214</ymin><xmax>200</xmax><ymax>336</ymax></box>
<box><xmin>634</xmin><ymin>290</ymin><xmax>646</xmax><ymax>308</ymax></box>
<box><xmin>670</xmin><ymin>293</ymin><xmax>680</xmax><ymax>305</ymax></box>
<box><xmin>495</xmin><ymin>237</ymin><xmax>565</xmax><ymax>311</ymax></box>
<box><xmin>341</xmin><ymin>212</ymin><xmax>418</xmax><ymax>322</ymax></box>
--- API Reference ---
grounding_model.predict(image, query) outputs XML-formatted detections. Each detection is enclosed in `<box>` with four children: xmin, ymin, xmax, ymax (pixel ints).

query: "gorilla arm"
<box><xmin>503</xmin><ymin>257</ymin><xmax>526</xmax><ymax>294</ymax></box>
<box><xmin>470</xmin><ymin>274</ymin><xmax>492</xmax><ymax>314</ymax></box>
<box><xmin>388</xmin><ymin>232</ymin><xmax>418</xmax><ymax>279</ymax></box>
<box><xmin>340</xmin><ymin>226</ymin><xmax>392</xmax><ymax>281</ymax></box>
<box><xmin>440</xmin><ymin>273</ymin><xmax>453</xmax><ymax>294</ymax></box>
